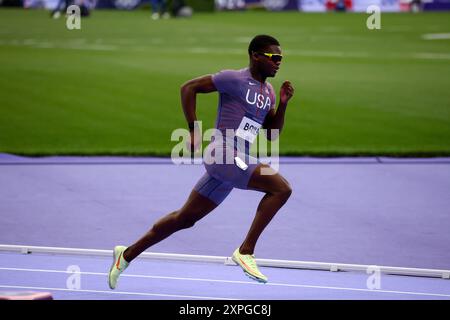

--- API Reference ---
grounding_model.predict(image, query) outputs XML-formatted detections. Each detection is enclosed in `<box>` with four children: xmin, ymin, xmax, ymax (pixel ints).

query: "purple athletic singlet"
<box><xmin>194</xmin><ymin>68</ymin><xmax>276</xmax><ymax>205</ymax></box>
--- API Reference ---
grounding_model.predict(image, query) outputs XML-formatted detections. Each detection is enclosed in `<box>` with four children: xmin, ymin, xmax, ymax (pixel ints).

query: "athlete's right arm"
<box><xmin>180</xmin><ymin>75</ymin><xmax>217</xmax><ymax>127</ymax></box>
<box><xmin>180</xmin><ymin>75</ymin><xmax>217</xmax><ymax>151</ymax></box>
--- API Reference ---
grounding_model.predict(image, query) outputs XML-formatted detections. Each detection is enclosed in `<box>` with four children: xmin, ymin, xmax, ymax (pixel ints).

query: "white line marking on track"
<box><xmin>413</xmin><ymin>53</ymin><xmax>450</xmax><ymax>60</ymax></box>
<box><xmin>422</xmin><ymin>33</ymin><xmax>450</xmax><ymax>40</ymax></box>
<box><xmin>0</xmin><ymin>284</ymin><xmax>235</xmax><ymax>300</ymax></box>
<box><xmin>0</xmin><ymin>40</ymin><xmax>117</xmax><ymax>51</ymax></box>
<box><xmin>1</xmin><ymin>267</ymin><xmax>450</xmax><ymax>298</ymax></box>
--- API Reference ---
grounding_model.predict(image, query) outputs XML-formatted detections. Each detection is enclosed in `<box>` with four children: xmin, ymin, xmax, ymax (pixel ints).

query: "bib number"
<box><xmin>236</xmin><ymin>116</ymin><xmax>262</xmax><ymax>143</ymax></box>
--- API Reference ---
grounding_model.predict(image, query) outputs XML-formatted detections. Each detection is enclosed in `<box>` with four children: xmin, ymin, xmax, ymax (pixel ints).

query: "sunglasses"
<box><xmin>258</xmin><ymin>52</ymin><xmax>283</xmax><ymax>63</ymax></box>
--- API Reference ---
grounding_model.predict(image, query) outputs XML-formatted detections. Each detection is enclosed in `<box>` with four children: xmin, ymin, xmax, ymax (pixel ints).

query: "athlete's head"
<box><xmin>248</xmin><ymin>35</ymin><xmax>282</xmax><ymax>78</ymax></box>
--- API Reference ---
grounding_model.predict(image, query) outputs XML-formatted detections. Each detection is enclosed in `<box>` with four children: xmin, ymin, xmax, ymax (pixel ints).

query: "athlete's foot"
<box><xmin>108</xmin><ymin>245</ymin><xmax>129</xmax><ymax>289</ymax></box>
<box><xmin>232</xmin><ymin>248</ymin><xmax>268</xmax><ymax>283</ymax></box>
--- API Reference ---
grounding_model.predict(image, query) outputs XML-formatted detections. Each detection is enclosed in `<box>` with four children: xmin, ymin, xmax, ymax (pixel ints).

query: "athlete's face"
<box><xmin>252</xmin><ymin>44</ymin><xmax>282</xmax><ymax>78</ymax></box>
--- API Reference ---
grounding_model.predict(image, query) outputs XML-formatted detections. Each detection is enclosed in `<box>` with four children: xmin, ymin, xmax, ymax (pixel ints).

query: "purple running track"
<box><xmin>1</xmin><ymin>154</ymin><xmax>450</xmax><ymax>270</ymax></box>
<box><xmin>1</xmin><ymin>252</ymin><xmax>450</xmax><ymax>300</ymax></box>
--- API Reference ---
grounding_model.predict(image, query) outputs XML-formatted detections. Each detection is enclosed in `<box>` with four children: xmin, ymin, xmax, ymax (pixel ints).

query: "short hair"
<box><xmin>248</xmin><ymin>35</ymin><xmax>280</xmax><ymax>56</ymax></box>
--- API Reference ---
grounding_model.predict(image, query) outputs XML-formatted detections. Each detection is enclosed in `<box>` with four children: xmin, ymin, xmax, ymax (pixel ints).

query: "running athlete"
<box><xmin>109</xmin><ymin>35</ymin><xmax>294</xmax><ymax>288</ymax></box>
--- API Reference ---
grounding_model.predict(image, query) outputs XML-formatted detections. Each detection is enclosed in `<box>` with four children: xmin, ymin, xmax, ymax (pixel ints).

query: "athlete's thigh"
<box><xmin>176</xmin><ymin>189</ymin><xmax>218</xmax><ymax>222</ymax></box>
<box><xmin>193</xmin><ymin>171</ymin><xmax>234</xmax><ymax>206</ymax></box>
<box><xmin>178</xmin><ymin>173</ymin><xmax>233</xmax><ymax>221</ymax></box>
<box><xmin>247</xmin><ymin>163</ymin><xmax>291</xmax><ymax>194</ymax></box>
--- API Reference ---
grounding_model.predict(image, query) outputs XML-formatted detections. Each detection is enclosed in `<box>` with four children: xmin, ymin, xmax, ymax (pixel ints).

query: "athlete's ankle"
<box><xmin>123</xmin><ymin>248</ymin><xmax>132</xmax><ymax>263</ymax></box>
<box><xmin>239</xmin><ymin>246</ymin><xmax>254</xmax><ymax>255</ymax></box>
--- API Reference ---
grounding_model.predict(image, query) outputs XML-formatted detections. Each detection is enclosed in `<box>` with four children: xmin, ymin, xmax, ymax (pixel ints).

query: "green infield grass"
<box><xmin>0</xmin><ymin>8</ymin><xmax>449</xmax><ymax>156</ymax></box>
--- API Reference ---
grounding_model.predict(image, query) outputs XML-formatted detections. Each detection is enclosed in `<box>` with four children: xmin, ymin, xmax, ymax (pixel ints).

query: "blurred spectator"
<box><xmin>2</xmin><ymin>0</ymin><xmax>23</xmax><ymax>6</ymax></box>
<box><xmin>151</xmin><ymin>0</ymin><xmax>170</xmax><ymax>19</ymax></box>
<box><xmin>326</xmin><ymin>0</ymin><xmax>352</xmax><ymax>11</ymax></box>
<box><xmin>50</xmin><ymin>0</ymin><xmax>70</xmax><ymax>18</ymax></box>
<box><xmin>50</xmin><ymin>0</ymin><xmax>91</xmax><ymax>18</ymax></box>
<box><xmin>171</xmin><ymin>0</ymin><xmax>193</xmax><ymax>17</ymax></box>
<box><xmin>335</xmin><ymin>0</ymin><xmax>346</xmax><ymax>11</ymax></box>
<box><xmin>410</xmin><ymin>0</ymin><xmax>422</xmax><ymax>12</ymax></box>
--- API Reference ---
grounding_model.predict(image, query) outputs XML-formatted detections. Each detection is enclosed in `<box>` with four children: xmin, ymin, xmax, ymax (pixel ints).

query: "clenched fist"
<box><xmin>279</xmin><ymin>80</ymin><xmax>294</xmax><ymax>105</ymax></box>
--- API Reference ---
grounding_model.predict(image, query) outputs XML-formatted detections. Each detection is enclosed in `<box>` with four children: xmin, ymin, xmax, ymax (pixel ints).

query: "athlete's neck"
<box><xmin>249</xmin><ymin>67</ymin><xmax>266</xmax><ymax>84</ymax></box>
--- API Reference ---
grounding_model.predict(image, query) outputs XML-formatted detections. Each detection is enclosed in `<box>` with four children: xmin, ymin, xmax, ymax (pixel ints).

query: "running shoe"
<box><xmin>108</xmin><ymin>245</ymin><xmax>129</xmax><ymax>289</ymax></box>
<box><xmin>232</xmin><ymin>248</ymin><xmax>268</xmax><ymax>283</ymax></box>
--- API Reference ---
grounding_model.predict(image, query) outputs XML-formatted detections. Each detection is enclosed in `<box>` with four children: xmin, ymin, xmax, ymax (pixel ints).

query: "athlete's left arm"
<box><xmin>263</xmin><ymin>81</ymin><xmax>294</xmax><ymax>140</ymax></box>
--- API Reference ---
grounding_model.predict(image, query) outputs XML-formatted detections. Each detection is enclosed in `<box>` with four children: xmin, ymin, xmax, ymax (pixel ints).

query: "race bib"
<box><xmin>235</xmin><ymin>116</ymin><xmax>262</xmax><ymax>143</ymax></box>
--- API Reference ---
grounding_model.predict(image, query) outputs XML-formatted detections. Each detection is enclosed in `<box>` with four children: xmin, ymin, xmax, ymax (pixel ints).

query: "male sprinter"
<box><xmin>109</xmin><ymin>35</ymin><xmax>294</xmax><ymax>288</ymax></box>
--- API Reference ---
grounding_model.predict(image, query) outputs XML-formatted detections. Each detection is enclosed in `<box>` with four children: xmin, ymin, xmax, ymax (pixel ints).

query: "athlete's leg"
<box><xmin>123</xmin><ymin>190</ymin><xmax>217</xmax><ymax>262</ymax></box>
<box><xmin>239</xmin><ymin>164</ymin><xmax>292</xmax><ymax>255</ymax></box>
<box><xmin>109</xmin><ymin>173</ymin><xmax>232</xmax><ymax>289</ymax></box>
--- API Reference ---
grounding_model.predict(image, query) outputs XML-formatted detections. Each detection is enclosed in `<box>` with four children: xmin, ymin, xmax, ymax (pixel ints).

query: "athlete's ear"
<box><xmin>251</xmin><ymin>51</ymin><xmax>259</xmax><ymax>61</ymax></box>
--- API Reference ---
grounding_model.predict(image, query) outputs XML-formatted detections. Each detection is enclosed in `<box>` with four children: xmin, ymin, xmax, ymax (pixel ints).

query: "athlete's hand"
<box><xmin>187</xmin><ymin>128</ymin><xmax>202</xmax><ymax>153</ymax></box>
<box><xmin>280</xmin><ymin>80</ymin><xmax>294</xmax><ymax>105</ymax></box>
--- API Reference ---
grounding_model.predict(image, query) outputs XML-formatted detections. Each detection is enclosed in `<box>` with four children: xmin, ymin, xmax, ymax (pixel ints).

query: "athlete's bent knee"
<box><xmin>278</xmin><ymin>183</ymin><xmax>292</xmax><ymax>200</ymax></box>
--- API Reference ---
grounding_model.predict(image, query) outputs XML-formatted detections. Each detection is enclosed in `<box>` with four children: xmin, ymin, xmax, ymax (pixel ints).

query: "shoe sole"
<box><xmin>232</xmin><ymin>255</ymin><xmax>267</xmax><ymax>284</ymax></box>
<box><xmin>108</xmin><ymin>247</ymin><xmax>119</xmax><ymax>289</ymax></box>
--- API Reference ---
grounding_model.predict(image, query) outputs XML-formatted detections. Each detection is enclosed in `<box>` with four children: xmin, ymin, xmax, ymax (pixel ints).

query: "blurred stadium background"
<box><xmin>0</xmin><ymin>0</ymin><xmax>449</xmax><ymax>156</ymax></box>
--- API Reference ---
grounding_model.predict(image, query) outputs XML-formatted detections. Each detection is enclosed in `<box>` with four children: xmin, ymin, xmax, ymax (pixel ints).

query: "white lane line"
<box><xmin>422</xmin><ymin>33</ymin><xmax>450</xmax><ymax>40</ymax></box>
<box><xmin>0</xmin><ymin>40</ymin><xmax>117</xmax><ymax>51</ymax></box>
<box><xmin>267</xmin><ymin>282</ymin><xmax>450</xmax><ymax>298</ymax></box>
<box><xmin>1</xmin><ymin>267</ymin><xmax>450</xmax><ymax>298</ymax></box>
<box><xmin>0</xmin><ymin>285</ymin><xmax>235</xmax><ymax>300</ymax></box>
<box><xmin>413</xmin><ymin>53</ymin><xmax>450</xmax><ymax>60</ymax></box>
<box><xmin>0</xmin><ymin>267</ymin><xmax>254</xmax><ymax>285</ymax></box>
<box><xmin>234</xmin><ymin>37</ymin><xmax>252</xmax><ymax>43</ymax></box>
<box><xmin>1</xmin><ymin>40</ymin><xmax>449</xmax><ymax>60</ymax></box>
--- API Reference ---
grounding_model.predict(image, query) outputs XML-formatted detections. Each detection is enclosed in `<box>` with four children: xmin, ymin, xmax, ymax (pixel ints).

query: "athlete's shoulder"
<box><xmin>212</xmin><ymin>68</ymin><xmax>247</xmax><ymax>93</ymax></box>
<box><xmin>213</xmin><ymin>68</ymin><xmax>247</xmax><ymax>79</ymax></box>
